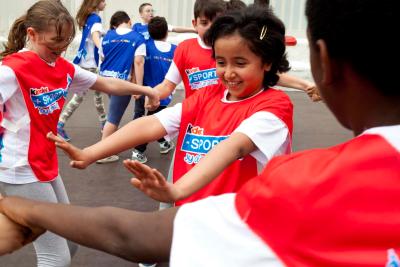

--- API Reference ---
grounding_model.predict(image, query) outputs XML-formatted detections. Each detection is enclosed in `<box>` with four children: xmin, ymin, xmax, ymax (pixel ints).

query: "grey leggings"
<box><xmin>59</xmin><ymin>68</ymin><xmax>106</xmax><ymax>124</ymax></box>
<box><xmin>0</xmin><ymin>176</ymin><xmax>78</xmax><ymax>267</ymax></box>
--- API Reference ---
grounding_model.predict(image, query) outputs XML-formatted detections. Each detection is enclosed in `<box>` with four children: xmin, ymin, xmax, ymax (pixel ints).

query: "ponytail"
<box><xmin>0</xmin><ymin>15</ymin><xmax>27</xmax><ymax>59</ymax></box>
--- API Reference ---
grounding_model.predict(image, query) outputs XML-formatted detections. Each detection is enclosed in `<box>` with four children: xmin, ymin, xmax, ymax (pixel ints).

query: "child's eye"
<box><xmin>216</xmin><ymin>60</ymin><xmax>225</xmax><ymax>66</ymax></box>
<box><xmin>236</xmin><ymin>61</ymin><xmax>246</xmax><ymax>67</ymax></box>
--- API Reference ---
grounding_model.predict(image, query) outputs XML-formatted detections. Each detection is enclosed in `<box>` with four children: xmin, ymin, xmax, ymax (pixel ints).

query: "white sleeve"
<box><xmin>171</xmin><ymin>194</ymin><xmax>284</xmax><ymax>267</ymax></box>
<box><xmin>168</xmin><ymin>24</ymin><xmax>174</xmax><ymax>32</ymax></box>
<box><xmin>164</xmin><ymin>62</ymin><xmax>182</xmax><ymax>85</ymax></box>
<box><xmin>69</xmin><ymin>65</ymin><xmax>98</xmax><ymax>95</ymax></box>
<box><xmin>0</xmin><ymin>65</ymin><xmax>19</xmax><ymax>104</ymax></box>
<box><xmin>91</xmin><ymin>22</ymin><xmax>103</xmax><ymax>34</ymax></box>
<box><xmin>153</xmin><ymin>103</ymin><xmax>182</xmax><ymax>140</ymax></box>
<box><xmin>134</xmin><ymin>43</ymin><xmax>146</xmax><ymax>57</ymax></box>
<box><xmin>234</xmin><ymin>111</ymin><xmax>290</xmax><ymax>166</ymax></box>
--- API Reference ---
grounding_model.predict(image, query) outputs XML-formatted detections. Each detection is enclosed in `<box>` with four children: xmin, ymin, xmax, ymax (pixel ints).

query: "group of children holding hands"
<box><xmin>1</xmin><ymin>0</ymin><xmax>392</xmax><ymax>266</ymax></box>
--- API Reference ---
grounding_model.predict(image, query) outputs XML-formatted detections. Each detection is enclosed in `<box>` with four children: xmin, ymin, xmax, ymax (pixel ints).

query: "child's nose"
<box><xmin>224</xmin><ymin>66</ymin><xmax>236</xmax><ymax>79</ymax></box>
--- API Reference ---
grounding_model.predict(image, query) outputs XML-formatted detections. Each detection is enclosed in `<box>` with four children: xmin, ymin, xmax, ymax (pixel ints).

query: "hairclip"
<box><xmin>259</xmin><ymin>25</ymin><xmax>267</xmax><ymax>40</ymax></box>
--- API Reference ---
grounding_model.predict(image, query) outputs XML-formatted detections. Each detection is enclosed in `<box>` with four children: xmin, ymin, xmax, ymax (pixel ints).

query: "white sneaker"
<box><xmin>159</xmin><ymin>141</ymin><xmax>174</xmax><ymax>154</ymax></box>
<box><xmin>138</xmin><ymin>263</ymin><xmax>157</xmax><ymax>267</ymax></box>
<box><xmin>96</xmin><ymin>155</ymin><xmax>119</xmax><ymax>164</ymax></box>
<box><xmin>131</xmin><ymin>149</ymin><xmax>148</xmax><ymax>164</ymax></box>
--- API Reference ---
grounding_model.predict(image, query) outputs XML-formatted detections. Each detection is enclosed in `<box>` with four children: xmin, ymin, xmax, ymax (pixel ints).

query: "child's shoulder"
<box><xmin>87</xmin><ymin>12</ymin><xmax>101</xmax><ymax>22</ymax></box>
<box><xmin>177</xmin><ymin>37</ymin><xmax>200</xmax><ymax>49</ymax></box>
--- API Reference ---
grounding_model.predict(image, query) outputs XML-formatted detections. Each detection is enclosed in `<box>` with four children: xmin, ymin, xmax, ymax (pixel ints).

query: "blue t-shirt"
<box><xmin>73</xmin><ymin>13</ymin><xmax>101</xmax><ymax>65</ymax></box>
<box><xmin>100</xmin><ymin>29</ymin><xmax>145</xmax><ymax>80</ymax></box>
<box><xmin>132</xmin><ymin>23</ymin><xmax>150</xmax><ymax>40</ymax></box>
<box><xmin>144</xmin><ymin>39</ymin><xmax>177</xmax><ymax>106</ymax></box>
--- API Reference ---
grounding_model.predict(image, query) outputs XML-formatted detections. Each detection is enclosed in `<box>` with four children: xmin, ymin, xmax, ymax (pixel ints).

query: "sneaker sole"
<box><xmin>160</xmin><ymin>146</ymin><xmax>174</xmax><ymax>154</ymax></box>
<box><xmin>131</xmin><ymin>158</ymin><xmax>148</xmax><ymax>164</ymax></box>
<box><xmin>96</xmin><ymin>156</ymin><xmax>119</xmax><ymax>164</ymax></box>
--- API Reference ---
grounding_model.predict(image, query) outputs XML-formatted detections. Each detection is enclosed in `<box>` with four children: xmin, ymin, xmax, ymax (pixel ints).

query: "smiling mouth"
<box><xmin>225</xmin><ymin>81</ymin><xmax>241</xmax><ymax>87</ymax></box>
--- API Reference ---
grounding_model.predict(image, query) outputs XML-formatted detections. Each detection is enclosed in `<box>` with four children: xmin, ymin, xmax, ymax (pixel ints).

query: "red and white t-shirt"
<box><xmin>171</xmin><ymin>125</ymin><xmax>400</xmax><ymax>267</ymax></box>
<box><xmin>164</xmin><ymin>36</ymin><xmax>218</xmax><ymax>98</ymax></box>
<box><xmin>156</xmin><ymin>84</ymin><xmax>293</xmax><ymax>205</ymax></box>
<box><xmin>0</xmin><ymin>50</ymin><xmax>97</xmax><ymax>184</ymax></box>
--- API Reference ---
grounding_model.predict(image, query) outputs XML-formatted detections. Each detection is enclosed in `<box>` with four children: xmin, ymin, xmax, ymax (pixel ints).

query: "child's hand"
<box><xmin>145</xmin><ymin>91</ymin><xmax>160</xmax><ymax>111</ymax></box>
<box><xmin>306</xmin><ymin>85</ymin><xmax>322</xmax><ymax>102</ymax></box>
<box><xmin>123</xmin><ymin>159</ymin><xmax>181</xmax><ymax>203</ymax></box>
<box><xmin>47</xmin><ymin>132</ymin><xmax>92</xmax><ymax>169</ymax></box>
<box><xmin>0</xmin><ymin>197</ymin><xmax>45</xmax><ymax>255</ymax></box>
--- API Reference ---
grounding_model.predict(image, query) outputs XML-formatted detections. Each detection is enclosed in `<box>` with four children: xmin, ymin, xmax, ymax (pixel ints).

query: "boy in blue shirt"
<box><xmin>131</xmin><ymin>16</ymin><xmax>177</xmax><ymax>164</ymax></box>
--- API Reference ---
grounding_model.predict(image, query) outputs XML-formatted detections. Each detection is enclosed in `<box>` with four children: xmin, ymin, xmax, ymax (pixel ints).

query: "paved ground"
<box><xmin>0</xmin><ymin>88</ymin><xmax>352</xmax><ymax>267</ymax></box>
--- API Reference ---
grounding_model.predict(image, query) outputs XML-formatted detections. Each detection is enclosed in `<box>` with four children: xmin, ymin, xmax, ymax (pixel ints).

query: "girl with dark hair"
<box><xmin>45</xmin><ymin>6</ymin><xmax>294</xmax><ymax>207</ymax></box>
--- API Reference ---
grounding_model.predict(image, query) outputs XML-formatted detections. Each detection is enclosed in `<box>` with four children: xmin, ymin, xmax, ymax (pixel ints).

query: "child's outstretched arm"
<box><xmin>277</xmin><ymin>73</ymin><xmax>321</xmax><ymax>102</ymax></box>
<box><xmin>170</xmin><ymin>25</ymin><xmax>197</xmax><ymax>34</ymax></box>
<box><xmin>0</xmin><ymin>195</ymin><xmax>177</xmax><ymax>262</ymax></box>
<box><xmin>47</xmin><ymin>115</ymin><xmax>167</xmax><ymax>169</ymax></box>
<box><xmin>146</xmin><ymin>79</ymin><xmax>177</xmax><ymax>110</ymax></box>
<box><xmin>90</xmin><ymin>76</ymin><xmax>159</xmax><ymax>107</ymax></box>
<box><xmin>126</xmin><ymin>132</ymin><xmax>256</xmax><ymax>202</ymax></box>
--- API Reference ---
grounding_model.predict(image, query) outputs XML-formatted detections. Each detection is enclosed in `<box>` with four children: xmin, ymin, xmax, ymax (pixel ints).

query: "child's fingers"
<box><xmin>152</xmin><ymin>169</ymin><xmax>167</xmax><ymax>185</ymax></box>
<box><xmin>46</xmin><ymin>132</ymin><xmax>65</xmax><ymax>144</ymax></box>
<box><xmin>130</xmin><ymin>178</ymin><xmax>142</xmax><ymax>189</ymax></box>
<box><xmin>70</xmin><ymin>161</ymin><xmax>87</xmax><ymax>170</ymax></box>
<box><xmin>123</xmin><ymin>160</ymin><xmax>147</xmax><ymax>177</ymax></box>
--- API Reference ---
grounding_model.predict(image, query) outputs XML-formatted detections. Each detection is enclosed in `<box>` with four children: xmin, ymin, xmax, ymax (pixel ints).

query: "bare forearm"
<box><xmin>134</xmin><ymin>59</ymin><xmax>144</xmax><ymax>86</ymax></box>
<box><xmin>92</xmin><ymin>31</ymin><xmax>101</xmax><ymax>49</ymax></box>
<box><xmin>154</xmin><ymin>79</ymin><xmax>177</xmax><ymax>100</ymax></box>
<box><xmin>22</xmin><ymin>200</ymin><xmax>177</xmax><ymax>262</ymax></box>
<box><xmin>92</xmin><ymin>76</ymin><xmax>154</xmax><ymax>96</ymax></box>
<box><xmin>277</xmin><ymin>73</ymin><xmax>313</xmax><ymax>91</ymax></box>
<box><xmin>84</xmin><ymin>116</ymin><xmax>167</xmax><ymax>162</ymax></box>
<box><xmin>176</xmin><ymin>133</ymin><xmax>256</xmax><ymax>200</ymax></box>
<box><xmin>171</xmin><ymin>26</ymin><xmax>197</xmax><ymax>33</ymax></box>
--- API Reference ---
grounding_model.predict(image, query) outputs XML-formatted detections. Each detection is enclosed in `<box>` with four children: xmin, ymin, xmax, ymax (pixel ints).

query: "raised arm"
<box><xmin>0</xmin><ymin>196</ymin><xmax>177</xmax><ymax>262</ymax></box>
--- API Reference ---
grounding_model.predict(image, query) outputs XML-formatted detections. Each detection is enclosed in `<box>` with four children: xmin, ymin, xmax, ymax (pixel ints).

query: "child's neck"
<box><xmin>117</xmin><ymin>23</ymin><xmax>131</xmax><ymax>30</ymax></box>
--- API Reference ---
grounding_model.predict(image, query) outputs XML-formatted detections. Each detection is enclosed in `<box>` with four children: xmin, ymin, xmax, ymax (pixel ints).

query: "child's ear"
<box><xmin>263</xmin><ymin>63</ymin><xmax>272</xmax><ymax>72</ymax></box>
<box><xmin>26</xmin><ymin>27</ymin><xmax>37</xmax><ymax>42</ymax></box>
<box><xmin>316</xmin><ymin>39</ymin><xmax>333</xmax><ymax>85</ymax></box>
<box><xmin>192</xmin><ymin>19</ymin><xmax>197</xmax><ymax>28</ymax></box>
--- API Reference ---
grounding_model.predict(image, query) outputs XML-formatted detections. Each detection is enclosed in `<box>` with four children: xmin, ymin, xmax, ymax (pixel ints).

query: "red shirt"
<box><xmin>236</xmin><ymin>132</ymin><xmax>400</xmax><ymax>267</ymax></box>
<box><xmin>173</xmin><ymin>38</ymin><xmax>219</xmax><ymax>98</ymax></box>
<box><xmin>2</xmin><ymin>51</ymin><xmax>75</xmax><ymax>181</ymax></box>
<box><xmin>174</xmin><ymin>84</ymin><xmax>293</xmax><ymax>205</ymax></box>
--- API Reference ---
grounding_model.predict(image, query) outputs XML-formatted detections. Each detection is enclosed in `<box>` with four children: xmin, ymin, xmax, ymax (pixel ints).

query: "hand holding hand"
<box><xmin>145</xmin><ymin>89</ymin><xmax>160</xmax><ymax>111</ymax></box>
<box><xmin>306</xmin><ymin>85</ymin><xmax>322</xmax><ymax>102</ymax></box>
<box><xmin>0</xmin><ymin>196</ymin><xmax>45</xmax><ymax>255</ymax></box>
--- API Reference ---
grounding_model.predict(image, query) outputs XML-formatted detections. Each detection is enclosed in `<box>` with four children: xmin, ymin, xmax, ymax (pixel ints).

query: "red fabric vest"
<box><xmin>236</xmin><ymin>134</ymin><xmax>400</xmax><ymax>267</ymax></box>
<box><xmin>174</xmin><ymin>85</ymin><xmax>293</xmax><ymax>206</ymax></box>
<box><xmin>173</xmin><ymin>38</ymin><xmax>218</xmax><ymax>98</ymax></box>
<box><xmin>2</xmin><ymin>51</ymin><xmax>75</xmax><ymax>181</ymax></box>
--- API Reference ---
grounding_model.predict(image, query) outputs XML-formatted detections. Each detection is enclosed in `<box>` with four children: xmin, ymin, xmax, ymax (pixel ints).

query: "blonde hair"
<box><xmin>76</xmin><ymin>0</ymin><xmax>104</xmax><ymax>30</ymax></box>
<box><xmin>0</xmin><ymin>0</ymin><xmax>75</xmax><ymax>59</ymax></box>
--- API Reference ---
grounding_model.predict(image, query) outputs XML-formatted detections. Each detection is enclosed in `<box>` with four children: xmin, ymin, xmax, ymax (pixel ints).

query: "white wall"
<box><xmin>0</xmin><ymin>0</ymin><xmax>308</xmax><ymax>37</ymax></box>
